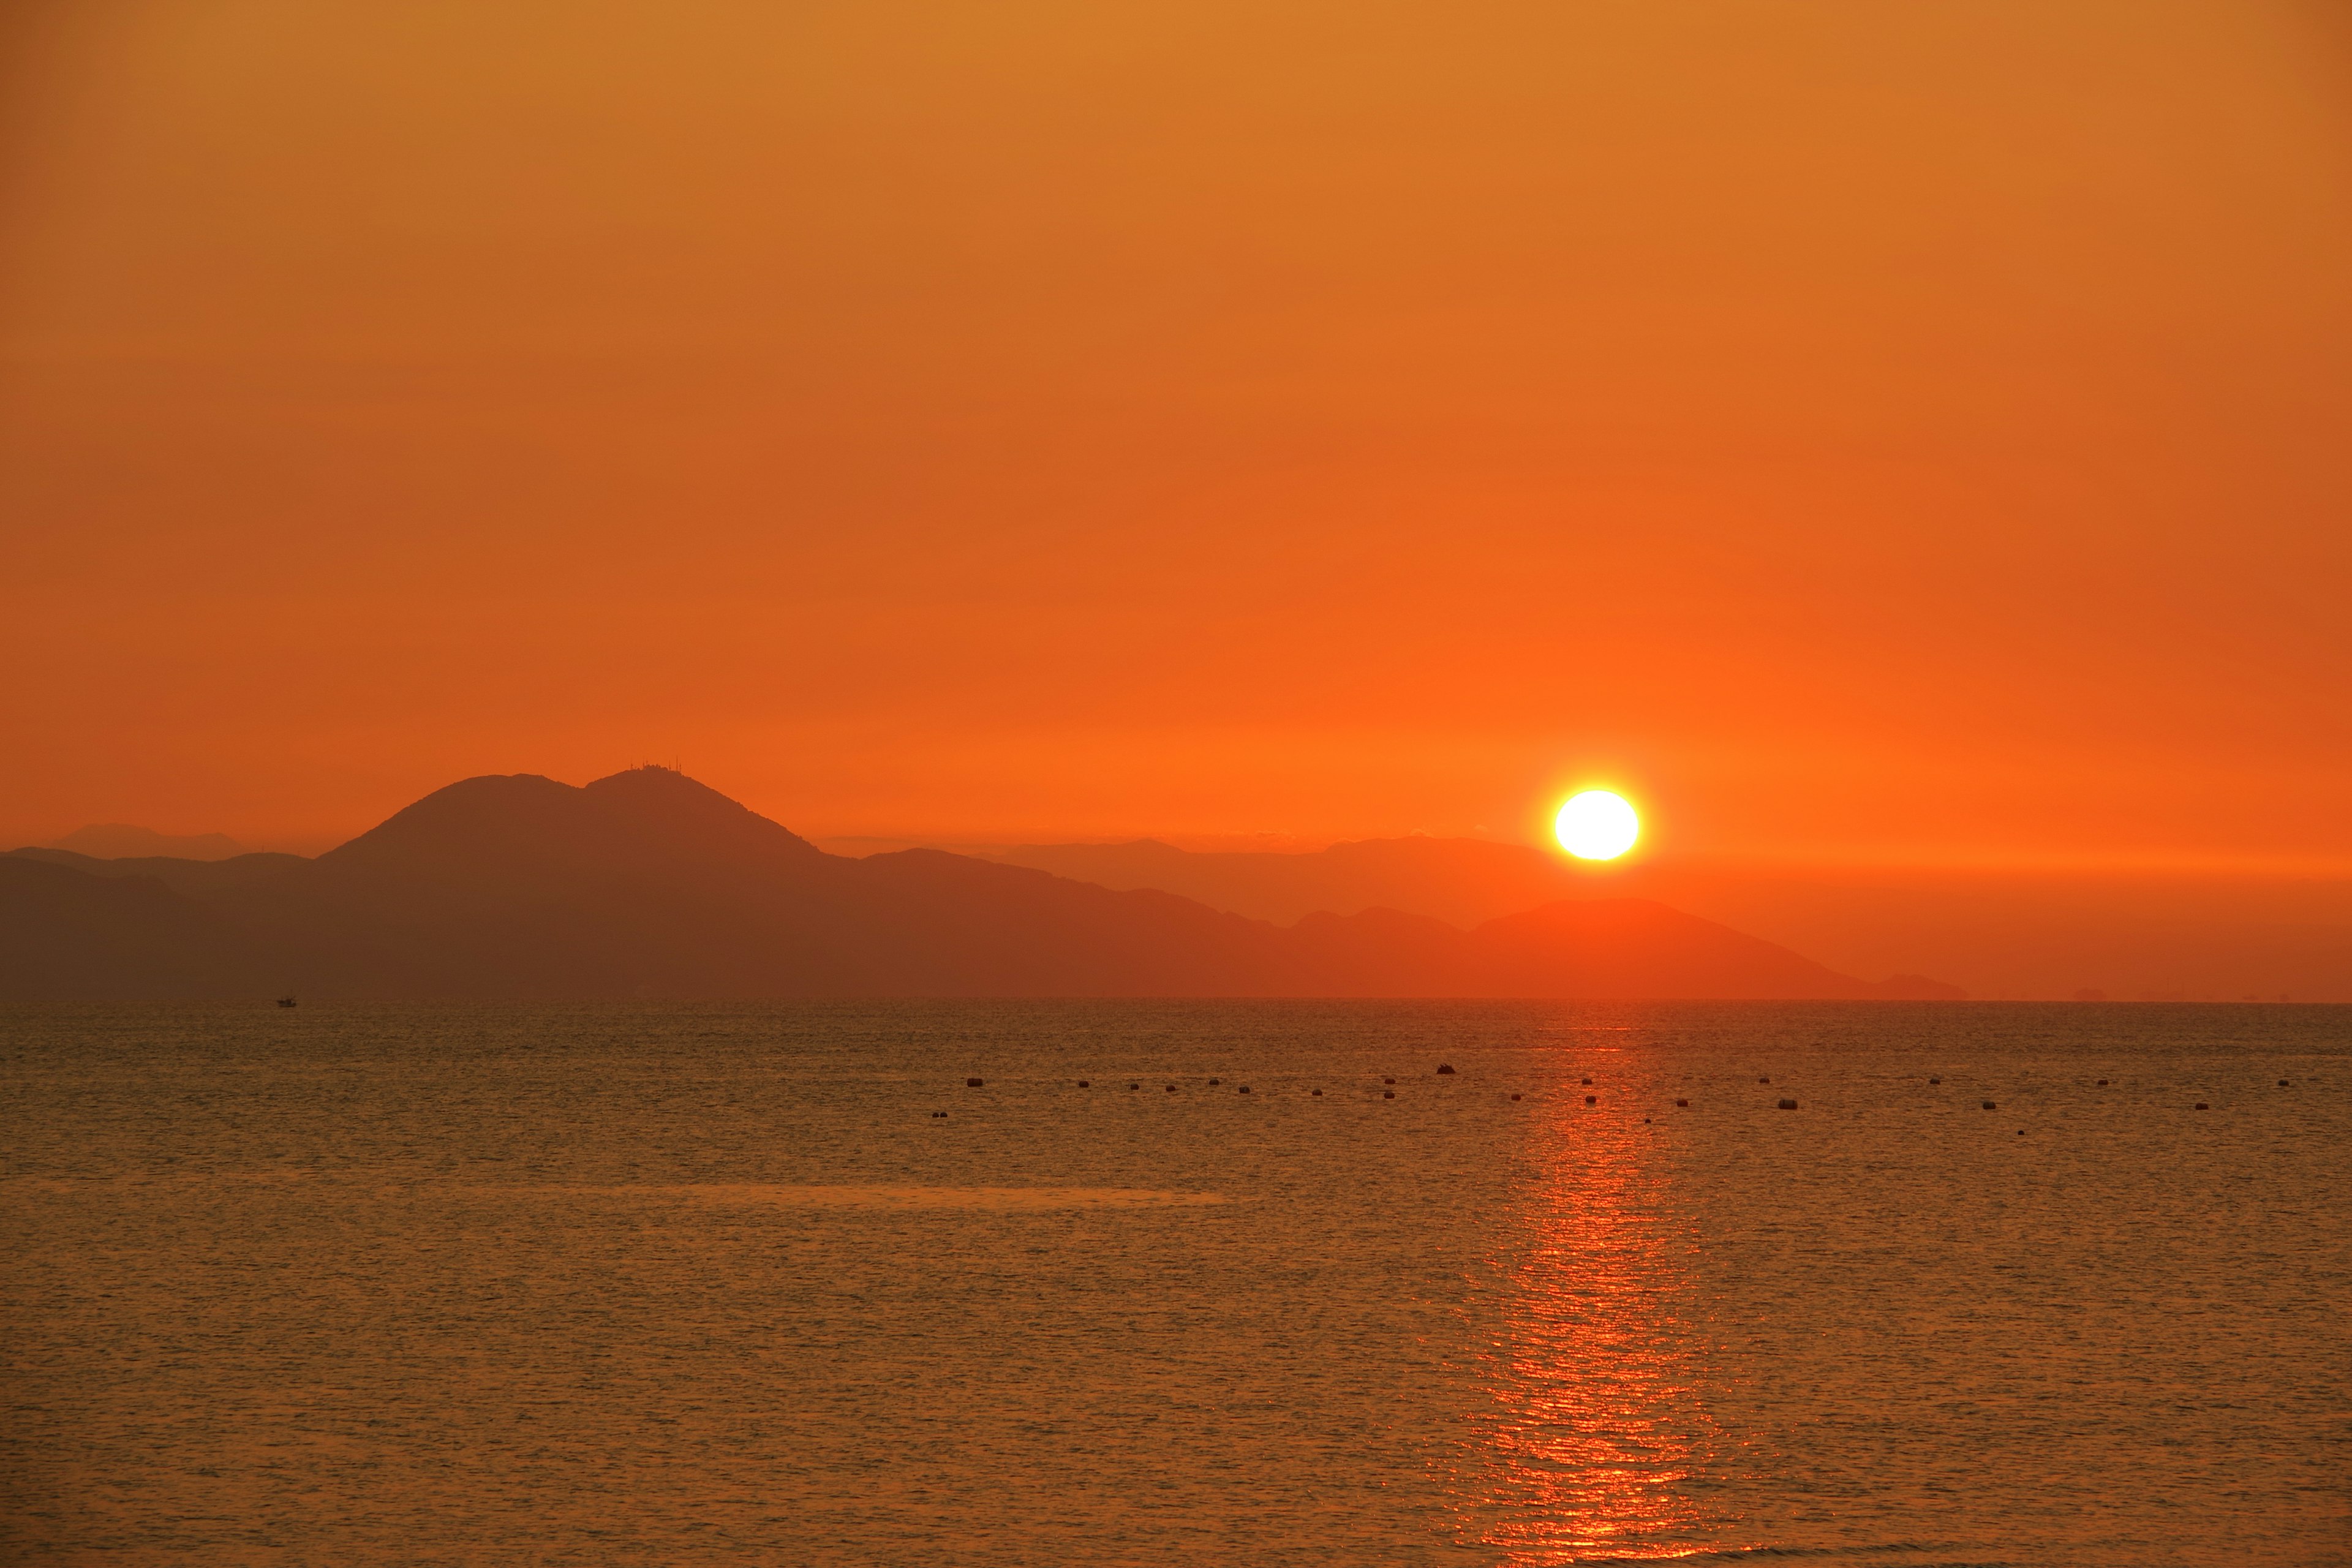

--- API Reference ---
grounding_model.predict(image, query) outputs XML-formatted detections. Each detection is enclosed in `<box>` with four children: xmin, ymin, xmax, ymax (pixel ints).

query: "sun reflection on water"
<box><xmin>1452</xmin><ymin>1103</ymin><xmax>1736</xmax><ymax>1563</ymax></box>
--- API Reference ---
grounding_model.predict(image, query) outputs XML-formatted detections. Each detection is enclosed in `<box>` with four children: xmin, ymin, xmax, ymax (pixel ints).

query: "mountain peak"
<box><xmin>582</xmin><ymin>767</ymin><xmax>823</xmax><ymax>857</ymax></box>
<box><xmin>584</xmin><ymin>764</ymin><xmax>744</xmax><ymax>807</ymax></box>
<box><xmin>5</xmin><ymin>766</ymin><xmax>1962</xmax><ymax>1000</ymax></box>
<box><xmin>322</xmin><ymin>769</ymin><xmax>821</xmax><ymax>871</ymax></box>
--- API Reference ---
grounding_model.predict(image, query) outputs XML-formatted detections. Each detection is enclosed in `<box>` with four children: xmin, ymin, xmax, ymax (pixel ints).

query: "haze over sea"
<box><xmin>6</xmin><ymin>1001</ymin><xmax>2346</xmax><ymax>1566</ymax></box>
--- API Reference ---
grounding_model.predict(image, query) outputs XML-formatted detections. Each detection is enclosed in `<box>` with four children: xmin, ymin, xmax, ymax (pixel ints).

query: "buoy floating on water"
<box><xmin>1384</xmin><ymin>1077</ymin><xmax>1396</xmax><ymax>1085</ymax></box>
<box><xmin>1776</xmin><ymin>1098</ymin><xmax>1798</xmax><ymax>1110</ymax></box>
<box><xmin>1078</xmin><ymin>1080</ymin><xmax>1090</xmax><ymax>1088</ymax></box>
<box><xmin>1510</xmin><ymin>1093</ymin><xmax>1521</xmax><ymax>1101</ymax></box>
<box><xmin>1384</xmin><ymin>1090</ymin><xmax>1395</xmax><ymax>1099</ymax></box>
<box><xmin>1208</xmin><ymin>1077</ymin><xmax>1221</xmax><ymax>1085</ymax></box>
<box><xmin>1982</xmin><ymin>1101</ymin><xmax>1996</xmax><ymax>1110</ymax></box>
<box><xmin>1929</xmin><ymin>1077</ymin><xmax>1940</xmax><ymax>1085</ymax></box>
<box><xmin>2097</xmin><ymin>1079</ymin><xmax>2109</xmax><ymax>1087</ymax></box>
<box><xmin>1437</xmin><ymin>1064</ymin><xmax>1455</xmax><ymax>1075</ymax></box>
<box><xmin>1759</xmin><ymin>1076</ymin><xmax>1770</xmax><ymax>1084</ymax></box>
<box><xmin>1312</xmin><ymin>1088</ymin><xmax>1323</xmax><ymax>1096</ymax></box>
<box><xmin>1581</xmin><ymin>1077</ymin><xmax>1593</xmax><ymax>1086</ymax></box>
<box><xmin>1238</xmin><ymin>1085</ymin><xmax>1251</xmax><ymax>1095</ymax></box>
<box><xmin>1128</xmin><ymin>1082</ymin><xmax>1140</xmax><ymax>1091</ymax></box>
<box><xmin>1675</xmin><ymin>1098</ymin><xmax>1689</xmax><ymax>1107</ymax></box>
<box><xmin>966</xmin><ymin>1077</ymin><xmax>984</xmax><ymax>1088</ymax></box>
<box><xmin>2278</xmin><ymin>1079</ymin><xmax>2290</xmax><ymax>1087</ymax></box>
<box><xmin>2195</xmin><ymin>1102</ymin><xmax>2210</xmax><ymax>1110</ymax></box>
<box><xmin>1585</xmin><ymin>1095</ymin><xmax>1597</xmax><ymax>1105</ymax></box>
<box><xmin>1165</xmin><ymin>1084</ymin><xmax>1177</xmax><ymax>1093</ymax></box>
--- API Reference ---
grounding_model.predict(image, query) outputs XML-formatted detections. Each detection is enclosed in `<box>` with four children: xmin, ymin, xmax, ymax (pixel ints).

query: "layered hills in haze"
<box><xmin>48</xmin><ymin>824</ymin><xmax>247</xmax><ymax>861</ymax></box>
<box><xmin>2</xmin><ymin>768</ymin><xmax>1960</xmax><ymax>1001</ymax></box>
<box><xmin>982</xmin><ymin>837</ymin><xmax>2352</xmax><ymax>1003</ymax></box>
<box><xmin>990</xmin><ymin>837</ymin><xmax>1610</xmax><ymax>929</ymax></box>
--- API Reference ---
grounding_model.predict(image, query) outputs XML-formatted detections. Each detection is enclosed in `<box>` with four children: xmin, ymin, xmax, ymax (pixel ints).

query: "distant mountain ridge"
<box><xmin>47</xmin><ymin>824</ymin><xmax>247</xmax><ymax>861</ymax></box>
<box><xmin>988</xmin><ymin>835</ymin><xmax>1604</xmax><ymax>929</ymax></box>
<box><xmin>1</xmin><ymin>768</ymin><xmax>1962</xmax><ymax>1001</ymax></box>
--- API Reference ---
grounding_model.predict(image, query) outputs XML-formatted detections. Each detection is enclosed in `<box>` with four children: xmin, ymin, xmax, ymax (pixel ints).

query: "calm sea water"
<box><xmin>3</xmin><ymin>1001</ymin><xmax>2346</xmax><ymax>1566</ymax></box>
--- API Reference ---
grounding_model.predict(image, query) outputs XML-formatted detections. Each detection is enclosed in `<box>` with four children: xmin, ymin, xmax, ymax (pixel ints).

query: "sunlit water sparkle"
<box><xmin>4</xmin><ymin>1001</ymin><xmax>2345</xmax><ymax>1566</ymax></box>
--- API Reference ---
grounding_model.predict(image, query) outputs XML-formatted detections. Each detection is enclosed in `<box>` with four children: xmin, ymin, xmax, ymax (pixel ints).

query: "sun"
<box><xmin>1555</xmin><ymin>790</ymin><xmax>1640</xmax><ymax>860</ymax></box>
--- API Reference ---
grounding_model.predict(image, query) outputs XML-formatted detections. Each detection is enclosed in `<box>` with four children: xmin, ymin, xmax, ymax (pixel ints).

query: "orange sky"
<box><xmin>4</xmin><ymin>1</ymin><xmax>2349</xmax><ymax>867</ymax></box>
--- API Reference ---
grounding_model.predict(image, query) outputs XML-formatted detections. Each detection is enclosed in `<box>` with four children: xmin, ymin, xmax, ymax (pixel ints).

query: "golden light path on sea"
<box><xmin>1450</xmin><ymin>1089</ymin><xmax>1738</xmax><ymax>1562</ymax></box>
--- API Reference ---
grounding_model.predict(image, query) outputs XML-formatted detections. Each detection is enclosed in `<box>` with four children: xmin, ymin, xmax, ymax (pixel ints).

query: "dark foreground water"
<box><xmin>2</xmin><ymin>1001</ymin><xmax>2346</xmax><ymax>1566</ymax></box>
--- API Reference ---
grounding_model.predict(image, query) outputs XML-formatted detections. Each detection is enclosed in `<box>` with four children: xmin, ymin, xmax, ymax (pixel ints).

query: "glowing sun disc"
<box><xmin>1556</xmin><ymin>790</ymin><xmax>1639</xmax><ymax>860</ymax></box>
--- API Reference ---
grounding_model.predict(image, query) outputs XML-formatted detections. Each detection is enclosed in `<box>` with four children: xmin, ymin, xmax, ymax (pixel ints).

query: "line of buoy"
<box><xmin>947</xmin><ymin>1076</ymin><xmax>2297</xmax><ymax>1115</ymax></box>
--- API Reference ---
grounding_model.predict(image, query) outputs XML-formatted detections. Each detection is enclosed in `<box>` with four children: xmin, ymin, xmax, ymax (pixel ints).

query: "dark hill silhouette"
<box><xmin>328</xmin><ymin>768</ymin><xmax>826</xmax><ymax>878</ymax></box>
<box><xmin>12</xmin><ymin>846</ymin><xmax>315</xmax><ymax>898</ymax></box>
<box><xmin>47</xmin><ymin>824</ymin><xmax>246</xmax><ymax>861</ymax></box>
<box><xmin>2</xmin><ymin>768</ymin><xmax>1960</xmax><ymax>1000</ymax></box>
<box><xmin>0</xmin><ymin>857</ymin><xmax>266</xmax><ymax>999</ymax></box>
<box><xmin>992</xmin><ymin>835</ymin><xmax>1626</xmax><ymax>928</ymax></box>
<box><xmin>987</xmin><ymin>835</ymin><xmax>1967</xmax><ymax>1000</ymax></box>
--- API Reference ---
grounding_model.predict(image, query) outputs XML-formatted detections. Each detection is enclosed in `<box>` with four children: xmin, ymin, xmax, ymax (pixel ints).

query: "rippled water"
<box><xmin>4</xmin><ymin>1001</ymin><xmax>2346</xmax><ymax>1565</ymax></box>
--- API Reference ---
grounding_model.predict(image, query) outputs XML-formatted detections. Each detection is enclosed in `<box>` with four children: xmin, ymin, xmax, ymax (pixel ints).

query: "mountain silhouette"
<box><xmin>0</xmin><ymin>857</ymin><xmax>270</xmax><ymax>999</ymax></box>
<box><xmin>990</xmin><ymin>835</ymin><xmax>1599</xmax><ymax>928</ymax></box>
<box><xmin>2</xmin><ymin>768</ymin><xmax>1961</xmax><ymax>1000</ymax></box>
<box><xmin>47</xmin><ymin>824</ymin><xmax>247</xmax><ymax>861</ymax></box>
<box><xmin>986</xmin><ymin>835</ymin><xmax>1978</xmax><ymax>1001</ymax></box>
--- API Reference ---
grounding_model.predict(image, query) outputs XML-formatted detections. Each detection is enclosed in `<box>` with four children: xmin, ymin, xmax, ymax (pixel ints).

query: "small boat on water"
<box><xmin>276</xmin><ymin>996</ymin><xmax>298</xmax><ymax>1008</ymax></box>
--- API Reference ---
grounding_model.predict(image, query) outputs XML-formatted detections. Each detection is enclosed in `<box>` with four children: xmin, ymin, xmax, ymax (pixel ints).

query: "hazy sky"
<box><xmin>4</xmin><ymin>1</ymin><xmax>2348</xmax><ymax>864</ymax></box>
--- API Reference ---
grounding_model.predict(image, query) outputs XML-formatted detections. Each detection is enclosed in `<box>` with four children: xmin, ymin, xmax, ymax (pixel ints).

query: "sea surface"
<box><xmin>3</xmin><ymin>1001</ymin><xmax>2347</xmax><ymax>1566</ymax></box>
